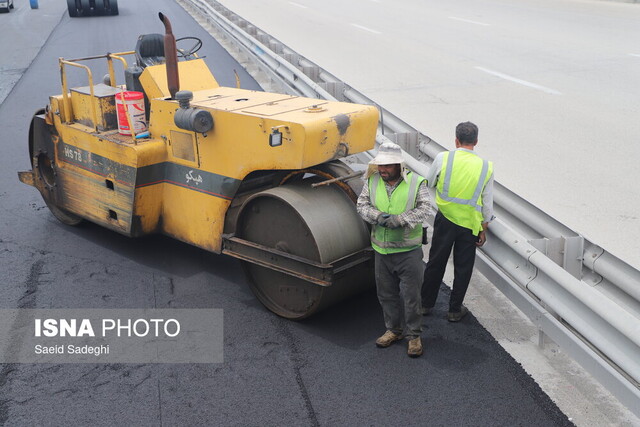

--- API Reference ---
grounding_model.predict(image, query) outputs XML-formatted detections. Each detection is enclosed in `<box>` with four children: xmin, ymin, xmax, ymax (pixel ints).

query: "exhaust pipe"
<box><xmin>159</xmin><ymin>12</ymin><xmax>179</xmax><ymax>99</ymax></box>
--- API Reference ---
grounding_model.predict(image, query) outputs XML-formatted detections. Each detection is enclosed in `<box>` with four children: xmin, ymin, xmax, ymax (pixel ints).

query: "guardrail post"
<box><xmin>391</xmin><ymin>132</ymin><xmax>421</xmax><ymax>159</ymax></box>
<box><xmin>529</xmin><ymin>236</ymin><xmax>584</xmax><ymax>280</ymax></box>
<box><xmin>563</xmin><ymin>236</ymin><xmax>584</xmax><ymax>279</ymax></box>
<box><xmin>302</xmin><ymin>65</ymin><xmax>320</xmax><ymax>82</ymax></box>
<box><xmin>319</xmin><ymin>82</ymin><xmax>346</xmax><ymax>101</ymax></box>
<box><xmin>538</xmin><ymin>328</ymin><xmax>546</xmax><ymax>349</ymax></box>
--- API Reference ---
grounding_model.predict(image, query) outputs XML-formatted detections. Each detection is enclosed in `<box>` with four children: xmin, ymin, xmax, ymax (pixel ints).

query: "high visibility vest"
<box><xmin>369</xmin><ymin>171</ymin><xmax>425</xmax><ymax>254</ymax></box>
<box><xmin>435</xmin><ymin>150</ymin><xmax>493</xmax><ymax>236</ymax></box>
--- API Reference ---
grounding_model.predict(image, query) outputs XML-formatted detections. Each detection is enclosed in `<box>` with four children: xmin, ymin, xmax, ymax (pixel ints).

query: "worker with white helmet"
<box><xmin>357</xmin><ymin>142</ymin><xmax>432</xmax><ymax>357</ymax></box>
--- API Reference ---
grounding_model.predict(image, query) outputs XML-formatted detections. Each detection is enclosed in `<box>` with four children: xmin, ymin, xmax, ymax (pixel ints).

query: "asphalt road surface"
<box><xmin>216</xmin><ymin>0</ymin><xmax>640</xmax><ymax>271</ymax></box>
<box><xmin>0</xmin><ymin>0</ymin><xmax>573</xmax><ymax>425</ymax></box>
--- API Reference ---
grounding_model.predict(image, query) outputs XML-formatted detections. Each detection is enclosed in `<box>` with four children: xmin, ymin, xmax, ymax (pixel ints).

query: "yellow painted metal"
<box><xmin>106</xmin><ymin>51</ymin><xmax>133</xmax><ymax>87</ymax></box>
<box><xmin>70</xmin><ymin>83</ymin><xmax>119</xmax><ymax>131</ymax></box>
<box><xmin>140</xmin><ymin>85</ymin><xmax>377</xmax><ymax>252</ymax></box>
<box><xmin>52</xmin><ymin>112</ymin><xmax>166</xmax><ymax>235</ymax></box>
<box><xmin>18</xmin><ymin>171</ymin><xmax>35</xmax><ymax>187</ymax></box>
<box><xmin>183</xmin><ymin>86</ymin><xmax>378</xmax><ymax>178</ymax></box>
<box><xmin>60</xmin><ymin>59</ymin><xmax>97</xmax><ymax>129</ymax></box>
<box><xmin>139</xmin><ymin>59</ymin><xmax>219</xmax><ymax>99</ymax></box>
<box><xmin>59</xmin><ymin>51</ymin><xmax>136</xmax><ymax>129</ymax></box>
<box><xmin>32</xmin><ymin>50</ymin><xmax>377</xmax><ymax>254</ymax></box>
<box><xmin>169</xmin><ymin>130</ymin><xmax>199</xmax><ymax>165</ymax></box>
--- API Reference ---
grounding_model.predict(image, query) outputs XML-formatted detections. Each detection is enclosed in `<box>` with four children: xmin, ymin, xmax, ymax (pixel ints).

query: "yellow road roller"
<box><xmin>18</xmin><ymin>13</ymin><xmax>379</xmax><ymax>319</ymax></box>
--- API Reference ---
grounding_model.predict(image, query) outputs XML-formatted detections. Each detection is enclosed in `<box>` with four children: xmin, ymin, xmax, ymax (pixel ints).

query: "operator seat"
<box><xmin>127</xmin><ymin>33</ymin><xmax>165</xmax><ymax>121</ymax></box>
<box><xmin>135</xmin><ymin>33</ymin><xmax>165</xmax><ymax>68</ymax></box>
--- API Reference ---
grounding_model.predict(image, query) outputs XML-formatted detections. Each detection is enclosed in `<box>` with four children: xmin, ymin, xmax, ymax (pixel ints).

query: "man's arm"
<box><xmin>481</xmin><ymin>173</ymin><xmax>495</xmax><ymax>225</ymax></box>
<box><xmin>477</xmin><ymin>172</ymin><xmax>496</xmax><ymax>247</ymax></box>
<box><xmin>356</xmin><ymin>179</ymin><xmax>383</xmax><ymax>225</ymax></box>
<box><xmin>424</xmin><ymin>152</ymin><xmax>444</xmax><ymax>188</ymax></box>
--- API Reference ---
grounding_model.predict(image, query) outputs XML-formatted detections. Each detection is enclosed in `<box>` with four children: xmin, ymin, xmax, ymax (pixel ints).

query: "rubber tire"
<box><xmin>67</xmin><ymin>0</ymin><xmax>79</xmax><ymax>17</ymax></box>
<box><xmin>44</xmin><ymin>200</ymin><xmax>84</xmax><ymax>227</ymax></box>
<box><xmin>79</xmin><ymin>0</ymin><xmax>91</xmax><ymax>16</ymax></box>
<box><xmin>33</xmin><ymin>153</ymin><xmax>83</xmax><ymax>227</ymax></box>
<box><xmin>107</xmin><ymin>0</ymin><xmax>118</xmax><ymax>15</ymax></box>
<box><xmin>91</xmin><ymin>0</ymin><xmax>118</xmax><ymax>16</ymax></box>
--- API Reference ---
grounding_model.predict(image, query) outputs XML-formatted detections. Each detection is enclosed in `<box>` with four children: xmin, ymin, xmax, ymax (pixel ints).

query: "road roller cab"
<box><xmin>19</xmin><ymin>13</ymin><xmax>379</xmax><ymax>319</ymax></box>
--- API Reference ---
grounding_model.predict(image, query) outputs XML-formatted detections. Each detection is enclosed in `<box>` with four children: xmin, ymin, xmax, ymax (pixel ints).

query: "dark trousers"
<box><xmin>422</xmin><ymin>211</ymin><xmax>477</xmax><ymax>313</ymax></box>
<box><xmin>375</xmin><ymin>247</ymin><xmax>424</xmax><ymax>339</ymax></box>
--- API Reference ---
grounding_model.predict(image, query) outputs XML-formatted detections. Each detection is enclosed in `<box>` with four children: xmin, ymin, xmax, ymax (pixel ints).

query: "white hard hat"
<box><xmin>369</xmin><ymin>142</ymin><xmax>404</xmax><ymax>165</ymax></box>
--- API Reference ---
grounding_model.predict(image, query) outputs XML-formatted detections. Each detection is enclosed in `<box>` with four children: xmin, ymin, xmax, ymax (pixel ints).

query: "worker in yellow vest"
<box><xmin>421</xmin><ymin>122</ymin><xmax>495</xmax><ymax>322</ymax></box>
<box><xmin>357</xmin><ymin>142</ymin><xmax>432</xmax><ymax>357</ymax></box>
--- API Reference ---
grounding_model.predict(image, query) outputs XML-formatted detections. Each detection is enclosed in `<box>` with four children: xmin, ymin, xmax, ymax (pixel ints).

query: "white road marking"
<box><xmin>475</xmin><ymin>66</ymin><xmax>562</xmax><ymax>95</ymax></box>
<box><xmin>351</xmin><ymin>23</ymin><xmax>381</xmax><ymax>34</ymax></box>
<box><xmin>449</xmin><ymin>16</ymin><xmax>490</xmax><ymax>26</ymax></box>
<box><xmin>289</xmin><ymin>2</ymin><xmax>307</xmax><ymax>8</ymax></box>
<box><xmin>629</xmin><ymin>53</ymin><xmax>640</xmax><ymax>58</ymax></box>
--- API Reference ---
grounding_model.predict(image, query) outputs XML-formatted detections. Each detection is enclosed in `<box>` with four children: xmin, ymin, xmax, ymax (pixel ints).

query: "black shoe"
<box><xmin>421</xmin><ymin>307</ymin><xmax>432</xmax><ymax>316</ymax></box>
<box><xmin>447</xmin><ymin>305</ymin><xmax>469</xmax><ymax>322</ymax></box>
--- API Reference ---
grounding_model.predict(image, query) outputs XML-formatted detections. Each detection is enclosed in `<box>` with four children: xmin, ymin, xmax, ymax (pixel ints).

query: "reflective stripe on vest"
<box><xmin>439</xmin><ymin>150</ymin><xmax>489</xmax><ymax>212</ymax></box>
<box><xmin>369</xmin><ymin>172</ymin><xmax>424</xmax><ymax>253</ymax></box>
<box><xmin>370</xmin><ymin>231</ymin><xmax>423</xmax><ymax>249</ymax></box>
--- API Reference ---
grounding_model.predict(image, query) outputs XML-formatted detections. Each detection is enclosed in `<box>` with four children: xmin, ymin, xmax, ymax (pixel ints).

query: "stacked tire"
<box><xmin>67</xmin><ymin>0</ymin><xmax>118</xmax><ymax>17</ymax></box>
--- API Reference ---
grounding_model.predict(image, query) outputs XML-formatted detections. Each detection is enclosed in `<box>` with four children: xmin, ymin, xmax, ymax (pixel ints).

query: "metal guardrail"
<box><xmin>183</xmin><ymin>0</ymin><xmax>640</xmax><ymax>414</ymax></box>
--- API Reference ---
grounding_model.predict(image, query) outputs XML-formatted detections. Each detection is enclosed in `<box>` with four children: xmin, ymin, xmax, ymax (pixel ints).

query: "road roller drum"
<box><xmin>236</xmin><ymin>178</ymin><xmax>373</xmax><ymax>319</ymax></box>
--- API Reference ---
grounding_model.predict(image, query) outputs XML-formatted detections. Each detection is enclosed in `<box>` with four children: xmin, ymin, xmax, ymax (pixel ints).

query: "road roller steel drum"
<box><xmin>236</xmin><ymin>179</ymin><xmax>374</xmax><ymax>319</ymax></box>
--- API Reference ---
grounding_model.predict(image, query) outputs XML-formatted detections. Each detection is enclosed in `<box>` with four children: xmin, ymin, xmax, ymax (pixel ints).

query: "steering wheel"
<box><xmin>176</xmin><ymin>36</ymin><xmax>203</xmax><ymax>59</ymax></box>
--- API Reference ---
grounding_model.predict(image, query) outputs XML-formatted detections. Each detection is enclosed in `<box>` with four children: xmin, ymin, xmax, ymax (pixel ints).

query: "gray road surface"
<box><xmin>216</xmin><ymin>0</ymin><xmax>640</xmax><ymax>270</ymax></box>
<box><xmin>0</xmin><ymin>0</ymin><xmax>573</xmax><ymax>425</ymax></box>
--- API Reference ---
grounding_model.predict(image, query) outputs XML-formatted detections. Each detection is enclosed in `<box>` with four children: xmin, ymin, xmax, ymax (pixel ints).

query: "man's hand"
<box><xmin>376</xmin><ymin>213</ymin><xmax>389</xmax><ymax>227</ymax></box>
<box><xmin>476</xmin><ymin>230</ymin><xmax>487</xmax><ymax>247</ymax></box>
<box><xmin>385</xmin><ymin>215</ymin><xmax>402</xmax><ymax>229</ymax></box>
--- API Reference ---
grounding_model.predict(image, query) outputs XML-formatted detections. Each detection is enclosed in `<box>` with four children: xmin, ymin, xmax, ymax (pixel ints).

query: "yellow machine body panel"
<box><xmin>183</xmin><ymin>86</ymin><xmax>379</xmax><ymax>178</ymax></box>
<box><xmin>48</xmin><ymin>94</ymin><xmax>168</xmax><ymax>235</ymax></box>
<box><xmin>141</xmin><ymin>85</ymin><xmax>378</xmax><ymax>252</ymax></box>
<box><xmin>139</xmin><ymin>59</ymin><xmax>220</xmax><ymax>99</ymax></box>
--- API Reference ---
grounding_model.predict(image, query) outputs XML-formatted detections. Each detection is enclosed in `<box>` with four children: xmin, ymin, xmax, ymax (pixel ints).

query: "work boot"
<box><xmin>407</xmin><ymin>337</ymin><xmax>423</xmax><ymax>358</ymax></box>
<box><xmin>375</xmin><ymin>330</ymin><xmax>403</xmax><ymax>348</ymax></box>
<box><xmin>447</xmin><ymin>305</ymin><xmax>469</xmax><ymax>322</ymax></box>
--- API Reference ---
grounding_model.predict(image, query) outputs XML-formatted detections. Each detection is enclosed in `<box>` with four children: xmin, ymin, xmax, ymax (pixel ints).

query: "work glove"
<box><xmin>385</xmin><ymin>215</ymin><xmax>402</xmax><ymax>229</ymax></box>
<box><xmin>376</xmin><ymin>213</ymin><xmax>390</xmax><ymax>227</ymax></box>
